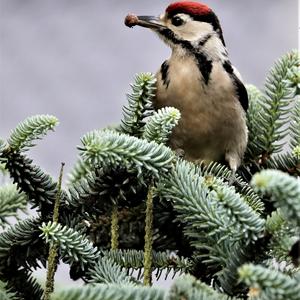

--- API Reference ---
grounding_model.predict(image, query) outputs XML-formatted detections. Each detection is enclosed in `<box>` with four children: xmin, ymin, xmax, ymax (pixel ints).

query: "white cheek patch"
<box><xmin>177</xmin><ymin>21</ymin><xmax>214</xmax><ymax>42</ymax></box>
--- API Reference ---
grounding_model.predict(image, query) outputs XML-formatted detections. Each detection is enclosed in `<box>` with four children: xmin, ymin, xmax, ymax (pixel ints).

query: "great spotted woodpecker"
<box><xmin>125</xmin><ymin>1</ymin><xmax>248</xmax><ymax>172</ymax></box>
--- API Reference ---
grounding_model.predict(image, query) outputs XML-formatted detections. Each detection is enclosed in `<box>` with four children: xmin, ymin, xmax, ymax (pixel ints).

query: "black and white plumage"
<box><xmin>125</xmin><ymin>1</ymin><xmax>248</xmax><ymax>172</ymax></box>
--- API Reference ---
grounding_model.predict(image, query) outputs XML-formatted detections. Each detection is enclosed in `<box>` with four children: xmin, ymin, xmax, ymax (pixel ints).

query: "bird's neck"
<box><xmin>171</xmin><ymin>33</ymin><xmax>227</xmax><ymax>62</ymax></box>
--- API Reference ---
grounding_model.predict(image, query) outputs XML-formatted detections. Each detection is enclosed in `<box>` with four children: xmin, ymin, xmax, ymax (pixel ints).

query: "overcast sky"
<box><xmin>0</xmin><ymin>0</ymin><xmax>298</xmax><ymax>177</ymax></box>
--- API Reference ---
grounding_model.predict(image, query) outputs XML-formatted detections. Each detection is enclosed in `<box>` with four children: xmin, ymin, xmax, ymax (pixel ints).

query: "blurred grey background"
<box><xmin>0</xmin><ymin>0</ymin><xmax>298</xmax><ymax>177</ymax></box>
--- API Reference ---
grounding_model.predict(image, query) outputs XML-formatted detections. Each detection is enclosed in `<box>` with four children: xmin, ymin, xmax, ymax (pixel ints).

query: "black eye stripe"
<box><xmin>171</xmin><ymin>16</ymin><xmax>184</xmax><ymax>26</ymax></box>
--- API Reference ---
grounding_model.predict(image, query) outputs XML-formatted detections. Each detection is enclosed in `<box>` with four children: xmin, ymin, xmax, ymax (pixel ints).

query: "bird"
<box><xmin>125</xmin><ymin>1</ymin><xmax>248</xmax><ymax>173</ymax></box>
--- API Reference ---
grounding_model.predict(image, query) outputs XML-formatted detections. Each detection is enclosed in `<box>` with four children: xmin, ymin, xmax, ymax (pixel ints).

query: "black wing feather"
<box><xmin>223</xmin><ymin>61</ymin><xmax>248</xmax><ymax>112</ymax></box>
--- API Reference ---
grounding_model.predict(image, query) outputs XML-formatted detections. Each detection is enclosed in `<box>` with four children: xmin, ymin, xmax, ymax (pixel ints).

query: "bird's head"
<box><xmin>125</xmin><ymin>1</ymin><xmax>225</xmax><ymax>51</ymax></box>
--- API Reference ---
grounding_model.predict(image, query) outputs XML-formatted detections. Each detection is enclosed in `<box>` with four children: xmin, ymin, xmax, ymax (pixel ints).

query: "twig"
<box><xmin>143</xmin><ymin>184</ymin><xmax>154</xmax><ymax>286</ymax></box>
<box><xmin>43</xmin><ymin>162</ymin><xmax>65</xmax><ymax>300</ymax></box>
<box><xmin>111</xmin><ymin>204</ymin><xmax>119</xmax><ymax>250</ymax></box>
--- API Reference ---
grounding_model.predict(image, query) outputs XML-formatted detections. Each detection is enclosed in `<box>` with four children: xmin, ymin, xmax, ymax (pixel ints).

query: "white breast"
<box><xmin>154</xmin><ymin>54</ymin><xmax>247</xmax><ymax>165</ymax></box>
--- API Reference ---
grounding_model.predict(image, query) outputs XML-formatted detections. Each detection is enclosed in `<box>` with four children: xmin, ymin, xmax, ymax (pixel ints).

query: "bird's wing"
<box><xmin>231</xmin><ymin>66</ymin><xmax>249</xmax><ymax>112</ymax></box>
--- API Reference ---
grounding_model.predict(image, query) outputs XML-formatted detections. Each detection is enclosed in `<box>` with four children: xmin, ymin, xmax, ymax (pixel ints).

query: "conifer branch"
<box><xmin>265</xmin><ymin>209</ymin><xmax>285</xmax><ymax>234</ymax></box>
<box><xmin>239</xmin><ymin>264</ymin><xmax>300</xmax><ymax>300</ymax></box>
<box><xmin>252</xmin><ymin>170</ymin><xmax>300</xmax><ymax>225</ymax></box>
<box><xmin>53</xmin><ymin>284</ymin><xmax>165</xmax><ymax>300</ymax></box>
<box><xmin>0</xmin><ymin>280</ymin><xmax>18</xmax><ymax>300</ymax></box>
<box><xmin>199</xmin><ymin>161</ymin><xmax>265</xmax><ymax>213</ymax></box>
<box><xmin>67</xmin><ymin>158</ymin><xmax>91</xmax><ymax>185</ymax></box>
<box><xmin>1</xmin><ymin>52</ymin><xmax>300</xmax><ymax>300</ymax></box>
<box><xmin>289</xmin><ymin>98</ymin><xmax>300</xmax><ymax>149</ymax></box>
<box><xmin>167</xmin><ymin>274</ymin><xmax>231</xmax><ymax>300</ymax></box>
<box><xmin>40</xmin><ymin>221</ymin><xmax>100</xmax><ymax>269</ymax></box>
<box><xmin>1</xmin><ymin>152</ymin><xmax>61</xmax><ymax>218</ymax></box>
<box><xmin>0</xmin><ymin>217</ymin><xmax>43</xmax><ymax>270</ymax></box>
<box><xmin>102</xmin><ymin>249</ymin><xmax>191</xmax><ymax>280</ymax></box>
<box><xmin>88</xmin><ymin>257</ymin><xmax>133</xmax><ymax>285</ymax></box>
<box><xmin>79</xmin><ymin>130</ymin><xmax>175</xmax><ymax>175</ymax></box>
<box><xmin>266</xmin><ymin>153</ymin><xmax>300</xmax><ymax>176</ymax></box>
<box><xmin>5</xmin><ymin>269</ymin><xmax>44</xmax><ymax>300</ymax></box>
<box><xmin>246</xmin><ymin>51</ymin><xmax>300</xmax><ymax>161</ymax></box>
<box><xmin>120</xmin><ymin>73</ymin><xmax>156</xmax><ymax>137</ymax></box>
<box><xmin>8</xmin><ymin>115</ymin><xmax>58</xmax><ymax>152</ymax></box>
<box><xmin>143</xmin><ymin>107</ymin><xmax>181</xmax><ymax>144</ymax></box>
<box><xmin>160</xmin><ymin>160</ymin><xmax>265</xmax><ymax>244</ymax></box>
<box><xmin>0</xmin><ymin>184</ymin><xmax>27</xmax><ymax>227</ymax></box>
<box><xmin>0</xmin><ymin>218</ymin><xmax>45</xmax><ymax>299</ymax></box>
<box><xmin>67</xmin><ymin>167</ymin><xmax>145</xmax><ymax>215</ymax></box>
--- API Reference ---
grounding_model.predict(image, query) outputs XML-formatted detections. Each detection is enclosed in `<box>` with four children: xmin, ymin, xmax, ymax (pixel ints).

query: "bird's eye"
<box><xmin>171</xmin><ymin>16</ymin><xmax>184</xmax><ymax>26</ymax></box>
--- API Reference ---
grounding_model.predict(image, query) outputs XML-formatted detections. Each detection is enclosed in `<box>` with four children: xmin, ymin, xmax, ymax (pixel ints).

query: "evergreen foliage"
<box><xmin>53</xmin><ymin>284</ymin><xmax>165</xmax><ymax>300</ymax></box>
<box><xmin>40</xmin><ymin>221</ymin><xmax>100</xmax><ymax>268</ymax></box>
<box><xmin>8</xmin><ymin>115</ymin><xmax>58</xmax><ymax>152</ymax></box>
<box><xmin>252</xmin><ymin>170</ymin><xmax>300</xmax><ymax>225</ymax></box>
<box><xmin>0</xmin><ymin>184</ymin><xmax>27</xmax><ymax>227</ymax></box>
<box><xmin>0</xmin><ymin>51</ymin><xmax>299</xmax><ymax>299</ymax></box>
<box><xmin>79</xmin><ymin>129</ymin><xmax>174</xmax><ymax>175</ymax></box>
<box><xmin>143</xmin><ymin>107</ymin><xmax>181</xmax><ymax>144</ymax></box>
<box><xmin>120</xmin><ymin>73</ymin><xmax>156</xmax><ymax>136</ymax></box>
<box><xmin>0</xmin><ymin>280</ymin><xmax>18</xmax><ymax>300</ymax></box>
<box><xmin>246</xmin><ymin>51</ymin><xmax>299</xmax><ymax>159</ymax></box>
<box><xmin>102</xmin><ymin>249</ymin><xmax>191</xmax><ymax>280</ymax></box>
<box><xmin>239</xmin><ymin>264</ymin><xmax>300</xmax><ymax>300</ymax></box>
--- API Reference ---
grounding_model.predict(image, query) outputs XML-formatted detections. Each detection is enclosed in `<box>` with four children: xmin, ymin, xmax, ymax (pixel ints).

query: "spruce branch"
<box><xmin>246</xmin><ymin>84</ymin><xmax>264</xmax><ymax>159</ymax></box>
<box><xmin>8</xmin><ymin>115</ymin><xmax>58</xmax><ymax>152</ymax></box>
<box><xmin>53</xmin><ymin>284</ymin><xmax>165</xmax><ymax>300</ymax></box>
<box><xmin>217</xmin><ymin>243</ymin><xmax>251</xmax><ymax>295</ymax></box>
<box><xmin>120</xmin><ymin>73</ymin><xmax>156</xmax><ymax>137</ymax></box>
<box><xmin>0</xmin><ymin>163</ymin><xmax>8</xmax><ymax>175</ymax></box>
<box><xmin>167</xmin><ymin>274</ymin><xmax>230</xmax><ymax>300</ymax></box>
<box><xmin>238</xmin><ymin>264</ymin><xmax>300</xmax><ymax>300</ymax></box>
<box><xmin>266</xmin><ymin>153</ymin><xmax>300</xmax><ymax>176</ymax></box>
<box><xmin>268</xmin><ymin>228</ymin><xmax>298</xmax><ymax>266</ymax></box>
<box><xmin>160</xmin><ymin>160</ymin><xmax>265</xmax><ymax>244</ymax></box>
<box><xmin>264</xmin><ymin>212</ymin><xmax>298</xmax><ymax>266</ymax></box>
<box><xmin>79</xmin><ymin>130</ymin><xmax>175</xmax><ymax>175</ymax></box>
<box><xmin>246</xmin><ymin>51</ymin><xmax>300</xmax><ymax>160</ymax></box>
<box><xmin>199</xmin><ymin>161</ymin><xmax>265</xmax><ymax>214</ymax></box>
<box><xmin>0</xmin><ymin>280</ymin><xmax>18</xmax><ymax>300</ymax></box>
<box><xmin>0</xmin><ymin>139</ymin><xmax>6</xmax><ymax>155</ymax></box>
<box><xmin>67</xmin><ymin>167</ymin><xmax>145</xmax><ymax>214</ymax></box>
<box><xmin>40</xmin><ymin>222</ymin><xmax>131</xmax><ymax>283</ymax></box>
<box><xmin>293</xmin><ymin>146</ymin><xmax>300</xmax><ymax>159</ymax></box>
<box><xmin>289</xmin><ymin>98</ymin><xmax>300</xmax><ymax>149</ymax></box>
<box><xmin>0</xmin><ymin>218</ymin><xmax>45</xmax><ymax>299</ymax></box>
<box><xmin>88</xmin><ymin>257</ymin><xmax>133</xmax><ymax>285</ymax></box>
<box><xmin>102</xmin><ymin>249</ymin><xmax>191</xmax><ymax>280</ymax></box>
<box><xmin>0</xmin><ymin>184</ymin><xmax>27</xmax><ymax>227</ymax></box>
<box><xmin>40</xmin><ymin>221</ymin><xmax>100</xmax><ymax>268</ymax></box>
<box><xmin>0</xmin><ymin>217</ymin><xmax>43</xmax><ymax>270</ymax></box>
<box><xmin>252</xmin><ymin>170</ymin><xmax>300</xmax><ymax>225</ymax></box>
<box><xmin>4</xmin><ymin>269</ymin><xmax>44</xmax><ymax>300</ymax></box>
<box><xmin>67</xmin><ymin>158</ymin><xmax>91</xmax><ymax>185</ymax></box>
<box><xmin>286</xmin><ymin>64</ymin><xmax>300</xmax><ymax>94</ymax></box>
<box><xmin>265</xmin><ymin>209</ymin><xmax>285</xmax><ymax>234</ymax></box>
<box><xmin>143</xmin><ymin>107</ymin><xmax>181</xmax><ymax>144</ymax></box>
<box><xmin>1</xmin><ymin>152</ymin><xmax>60</xmax><ymax>217</ymax></box>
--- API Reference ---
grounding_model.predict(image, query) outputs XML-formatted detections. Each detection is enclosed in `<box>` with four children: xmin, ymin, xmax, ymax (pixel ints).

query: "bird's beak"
<box><xmin>135</xmin><ymin>16</ymin><xmax>165</xmax><ymax>30</ymax></box>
